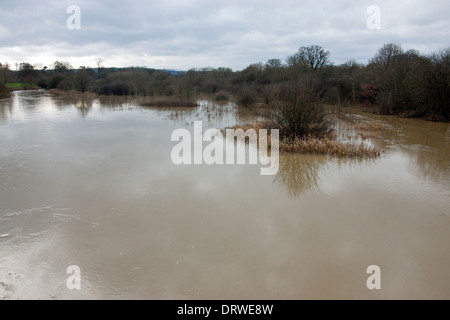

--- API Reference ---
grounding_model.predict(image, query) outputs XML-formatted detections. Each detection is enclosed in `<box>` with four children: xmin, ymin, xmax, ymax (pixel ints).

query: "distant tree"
<box><xmin>57</xmin><ymin>78</ymin><xmax>74</xmax><ymax>91</ymax></box>
<box><xmin>75</xmin><ymin>69</ymin><xmax>91</xmax><ymax>92</ymax></box>
<box><xmin>338</xmin><ymin>60</ymin><xmax>365</xmax><ymax>104</ymax></box>
<box><xmin>296</xmin><ymin>45</ymin><xmax>331</xmax><ymax>70</ymax></box>
<box><xmin>18</xmin><ymin>62</ymin><xmax>34</xmax><ymax>77</ymax></box>
<box><xmin>0</xmin><ymin>62</ymin><xmax>10</xmax><ymax>97</ymax></box>
<box><xmin>342</xmin><ymin>59</ymin><xmax>363</xmax><ymax>70</ymax></box>
<box><xmin>0</xmin><ymin>62</ymin><xmax>10</xmax><ymax>84</ymax></box>
<box><xmin>239</xmin><ymin>63</ymin><xmax>264</xmax><ymax>83</ymax></box>
<box><xmin>215</xmin><ymin>67</ymin><xmax>233</xmax><ymax>76</ymax></box>
<box><xmin>287</xmin><ymin>45</ymin><xmax>331</xmax><ymax>71</ymax></box>
<box><xmin>266</xmin><ymin>59</ymin><xmax>282</xmax><ymax>69</ymax></box>
<box><xmin>96</xmin><ymin>58</ymin><xmax>104</xmax><ymax>70</ymax></box>
<box><xmin>421</xmin><ymin>48</ymin><xmax>450</xmax><ymax>120</ymax></box>
<box><xmin>53</xmin><ymin>61</ymin><xmax>72</xmax><ymax>73</ymax></box>
<box><xmin>49</xmin><ymin>74</ymin><xmax>66</xmax><ymax>89</ymax></box>
<box><xmin>367</xmin><ymin>43</ymin><xmax>430</xmax><ymax>116</ymax></box>
<box><xmin>370</xmin><ymin>43</ymin><xmax>403</xmax><ymax>68</ymax></box>
<box><xmin>95</xmin><ymin>58</ymin><xmax>105</xmax><ymax>79</ymax></box>
<box><xmin>286</xmin><ymin>54</ymin><xmax>302</xmax><ymax>68</ymax></box>
<box><xmin>18</xmin><ymin>62</ymin><xmax>38</xmax><ymax>85</ymax></box>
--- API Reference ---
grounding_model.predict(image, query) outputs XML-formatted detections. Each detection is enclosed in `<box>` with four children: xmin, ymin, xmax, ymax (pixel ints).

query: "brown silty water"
<box><xmin>0</xmin><ymin>91</ymin><xmax>449</xmax><ymax>299</ymax></box>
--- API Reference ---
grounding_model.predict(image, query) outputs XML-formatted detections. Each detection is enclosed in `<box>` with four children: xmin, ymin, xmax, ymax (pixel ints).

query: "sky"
<box><xmin>0</xmin><ymin>0</ymin><xmax>448</xmax><ymax>70</ymax></box>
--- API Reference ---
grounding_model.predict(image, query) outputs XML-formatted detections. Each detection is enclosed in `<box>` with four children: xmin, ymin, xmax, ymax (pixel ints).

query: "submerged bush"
<box><xmin>271</xmin><ymin>99</ymin><xmax>333</xmax><ymax>140</ymax></box>
<box><xmin>57</xmin><ymin>79</ymin><xmax>74</xmax><ymax>91</ymax></box>
<box><xmin>49</xmin><ymin>74</ymin><xmax>65</xmax><ymax>89</ymax></box>
<box><xmin>215</xmin><ymin>92</ymin><xmax>229</xmax><ymax>101</ymax></box>
<box><xmin>231</xmin><ymin>122</ymin><xmax>380</xmax><ymax>158</ymax></box>
<box><xmin>237</xmin><ymin>89</ymin><xmax>257</xmax><ymax>107</ymax></box>
<box><xmin>98</xmin><ymin>81</ymin><xmax>130</xmax><ymax>96</ymax></box>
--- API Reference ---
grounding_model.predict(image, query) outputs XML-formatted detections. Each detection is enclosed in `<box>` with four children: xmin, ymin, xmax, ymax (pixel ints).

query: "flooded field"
<box><xmin>1</xmin><ymin>90</ymin><xmax>449</xmax><ymax>299</ymax></box>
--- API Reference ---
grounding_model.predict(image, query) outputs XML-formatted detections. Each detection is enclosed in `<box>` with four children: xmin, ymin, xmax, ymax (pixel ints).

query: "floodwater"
<box><xmin>1</xmin><ymin>90</ymin><xmax>449</xmax><ymax>299</ymax></box>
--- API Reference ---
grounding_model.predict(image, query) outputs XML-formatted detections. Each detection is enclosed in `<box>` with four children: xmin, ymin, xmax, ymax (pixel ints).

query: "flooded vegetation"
<box><xmin>232</xmin><ymin>121</ymin><xmax>381</xmax><ymax>158</ymax></box>
<box><xmin>3</xmin><ymin>44</ymin><xmax>449</xmax><ymax>121</ymax></box>
<box><xmin>1</xmin><ymin>90</ymin><xmax>449</xmax><ymax>299</ymax></box>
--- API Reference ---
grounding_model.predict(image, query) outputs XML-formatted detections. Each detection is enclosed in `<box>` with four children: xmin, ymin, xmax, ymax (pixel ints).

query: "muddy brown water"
<box><xmin>1</xmin><ymin>90</ymin><xmax>449</xmax><ymax>299</ymax></box>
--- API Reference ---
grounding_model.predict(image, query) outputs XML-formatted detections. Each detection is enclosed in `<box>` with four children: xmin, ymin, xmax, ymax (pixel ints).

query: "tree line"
<box><xmin>1</xmin><ymin>43</ymin><xmax>449</xmax><ymax>121</ymax></box>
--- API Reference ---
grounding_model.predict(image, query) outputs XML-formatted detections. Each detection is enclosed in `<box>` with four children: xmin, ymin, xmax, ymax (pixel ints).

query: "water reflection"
<box><xmin>0</xmin><ymin>97</ymin><xmax>13</xmax><ymax>121</ymax></box>
<box><xmin>74</xmin><ymin>98</ymin><xmax>94</xmax><ymax>117</ymax></box>
<box><xmin>147</xmin><ymin>100</ymin><xmax>258</xmax><ymax>129</ymax></box>
<box><xmin>338</xmin><ymin>110</ymin><xmax>450</xmax><ymax>192</ymax></box>
<box><xmin>389</xmin><ymin>119</ymin><xmax>450</xmax><ymax>190</ymax></box>
<box><xmin>2</xmin><ymin>91</ymin><xmax>262</xmax><ymax>128</ymax></box>
<box><xmin>275</xmin><ymin>153</ymin><xmax>327</xmax><ymax>197</ymax></box>
<box><xmin>274</xmin><ymin>153</ymin><xmax>378</xmax><ymax>197</ymax></box>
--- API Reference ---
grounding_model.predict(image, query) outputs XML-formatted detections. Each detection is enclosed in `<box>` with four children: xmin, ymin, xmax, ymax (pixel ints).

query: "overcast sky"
<box><xmin>0</xmin><ymin>0</ymin><xmax>448</xmax><ymax>70</ymax></box>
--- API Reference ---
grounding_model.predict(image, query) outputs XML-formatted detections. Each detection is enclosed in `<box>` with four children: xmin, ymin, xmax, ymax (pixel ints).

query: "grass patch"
<box><xmin>6</xmin><ymin>83</ymin><xmax>24</xmax><ymax>88</ymax></box>
<box><xmin>354</xmin><ymin>120</ymin><xmax>383</xmax><ymax>132</ymax></box>
<box><xmin>6</xmin><ymin>83</ymin><xmax>37</xmax><ymax>90</ymax></box>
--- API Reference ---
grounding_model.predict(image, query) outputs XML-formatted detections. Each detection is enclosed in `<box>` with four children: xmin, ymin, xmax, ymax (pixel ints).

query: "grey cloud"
<box><xmin>0</xmin><ymin>0</ymin><xmax>448</xmax><ymax>70</ymax></box>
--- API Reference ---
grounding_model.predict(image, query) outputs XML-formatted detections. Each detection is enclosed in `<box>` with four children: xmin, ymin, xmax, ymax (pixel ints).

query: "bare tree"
<box><xmin>288</xmin><ymin>45</ymin><xmax>331</xmax><ymax>70</ymax></box>
<box><xmin>0</xmin><ymin>62</ymin><xmax>10</xmax><ymax>97</ymax></box>
<box><xmin>0</xmin><ymin>62</ymin><xmax>10</xmax><ymax>84</ymax></box>
<box><xmin>53</xmin><ymin>61</ymin><xmax>72</xmax><ymax>73</ymax></box>
<box><xmin>299</xmin><ymin>45</ymin><xmax>331</xmax><ymax>70</ymax></box>
<box><xmin>75</xmin><ymin>69</ymin><xmax>90</xmax><ymax>93</ymax></box>
<box><xmin>370</xmin><ymin>43</ymin><xmax>403</xmax><ymax>67</ymax></box>
<box><xmin>422</xmin><ymin>48</ymin><xmax>450</xmax><ymax>120</ymax></box>
<box><xmin>96</xmin><ymin>58</ymin><xmax>104</xmax><ymax>70</ymax></box>
<box><xmin>266</xmin><ymin>59</ymin><xmax>282</xmax><ymax>69</ymax></box>
<box><xmin>18</xmin><ymin>62</ymin><xmax>38</xmax><ymax>85</ymax></box>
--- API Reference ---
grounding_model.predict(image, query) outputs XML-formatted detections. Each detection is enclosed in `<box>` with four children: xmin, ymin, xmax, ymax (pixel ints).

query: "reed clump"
<box><xmin>281</xmin><ymin>137</ymin><xmax>380</xmax><ymax>158</ymax></box>
<box><xmin>353</xmin><ymin>120</ymin><xmax>384</xmax><ymax>140</ymax></box>
<box><xmin>230</xmin><ymin>121</ymin><xmax>381</xmax><ymax>159</ymax></box>
<box><xmin>355</xmin><ymin>120</ymin><xmax>382</xmax><ymax>132</ymax></box>
<box><xmin>50</xmin><ymin>89</ymin><xmax>97</xmax><ymax>99</ymax></box>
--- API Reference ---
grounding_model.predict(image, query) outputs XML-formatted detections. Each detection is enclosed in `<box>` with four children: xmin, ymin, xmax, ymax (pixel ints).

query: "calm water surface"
<box><xmin>1</xmin><ymin>90</ymin><xmax>449</xmax><ymax>299</ymax></box>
